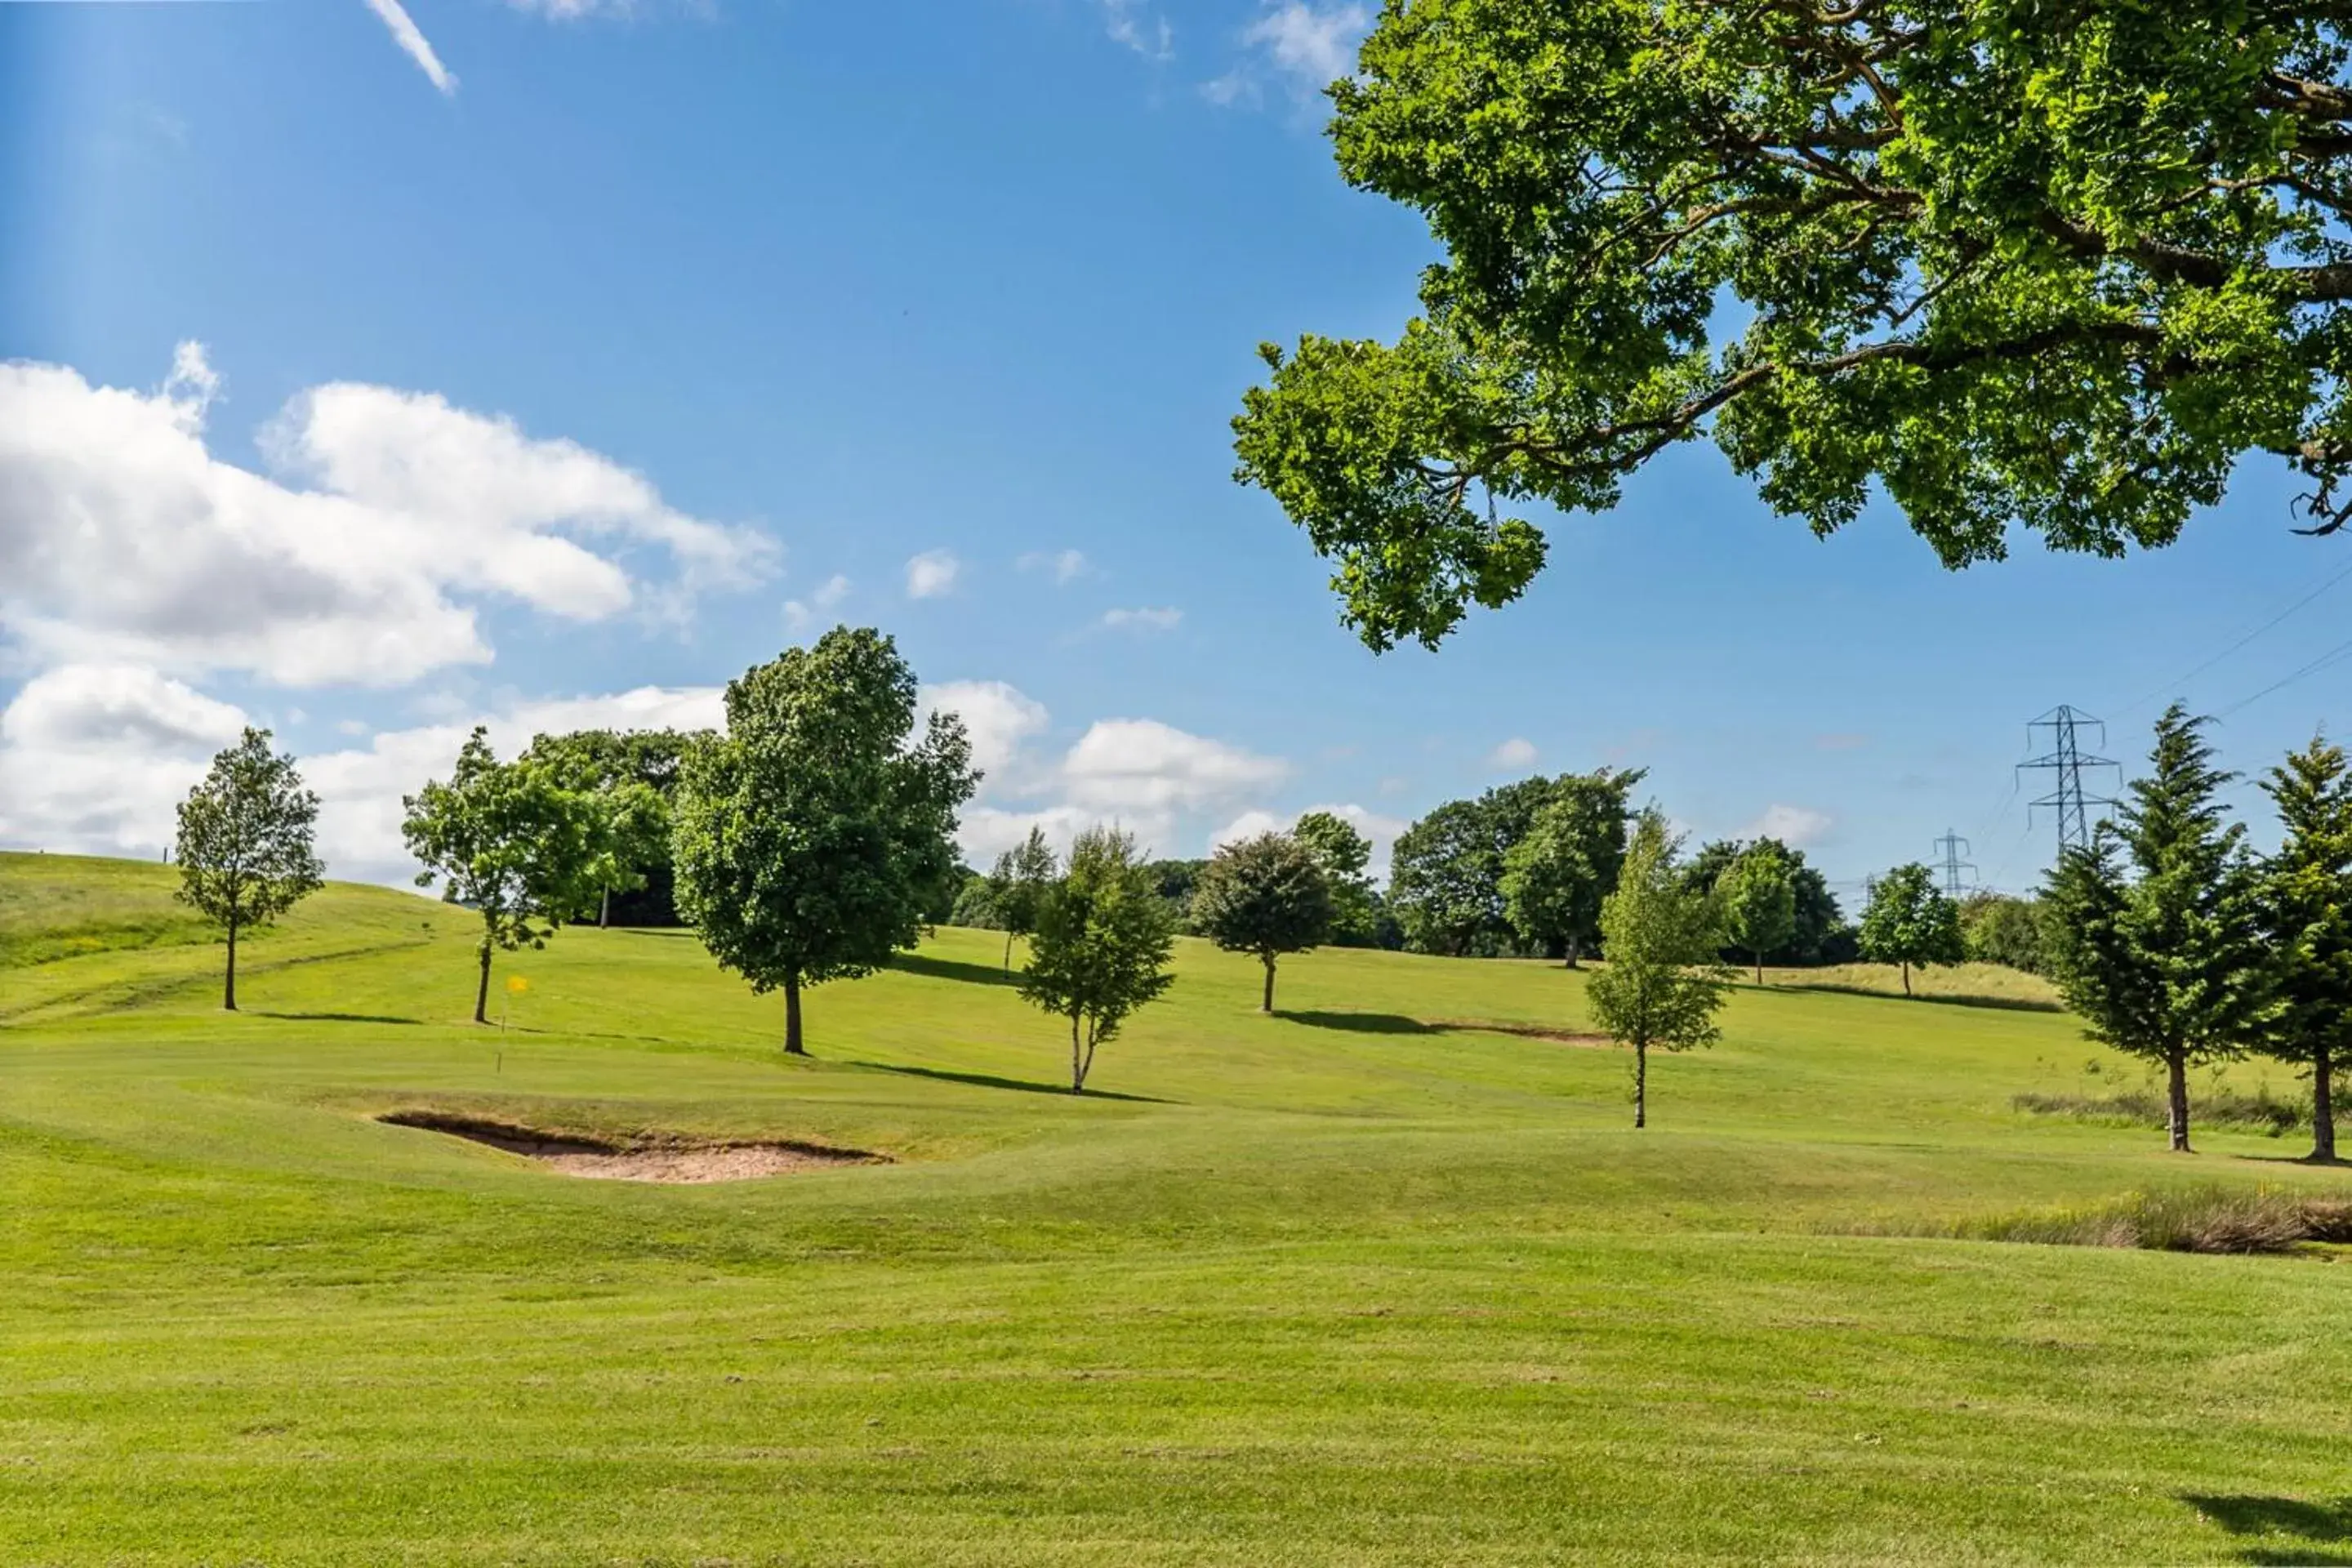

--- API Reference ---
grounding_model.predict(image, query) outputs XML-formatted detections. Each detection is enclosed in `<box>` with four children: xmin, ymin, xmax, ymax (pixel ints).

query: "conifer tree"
<box><xmin>2044</xmin><ymin>705</ymin><xmax>2270</xmax><ymax>1152</ymax></box>
<box><xmin>2260</xmin><ymin>733</ymin><xmax>2352</xmax><ymax>1164</ymax></box>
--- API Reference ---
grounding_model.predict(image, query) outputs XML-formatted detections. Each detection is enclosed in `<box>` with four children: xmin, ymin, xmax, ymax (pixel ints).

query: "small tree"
<box><xmin>1585</xmin><ymin>809</ymin><xmax>1732</xmax><ymax>1129</ymax></box>
<box><xmin>1858</xmin><ymin>864</ymin><xmax>1965</xmax><ymax>996</ymax></box>
<box><xmin>2043</xmin><ymin>705</ymin><xmax>2270</xmax><ymax>1152</ymax></box>
<box><xmin>989</xmin><ymin>826</ymin><xmax>1058</xmax><ymax>970</ymax></box>
<box><xmin>403</xmin><ymin>728</ymin><xmax>604</xmax><ymax>1024</ymax></box>
<box><xmin>1192</xmin><ymin>831</ymin><xmax>1334</xmax><ymax>1012</ymax></box>
<box><xmin>1018</xmin><ymin>826</ymin><xmax>1177</xmax><ymax>1092</ymax></box>
<box><xmin>2259</xmin><ymin>733</ymin><xmax>2352</xmax><ymax>1164</ymax></box>
<box><xmin>1294</xmin><ymin>810</ymin><xmax>1379</xmax><ymax>946</ymax></box>
<box><xmin>1717</xmin><ymin>844</ymin><xmax>1797</xmax><ymax>985</ymax></box>
<box><xmin>670</xmin><ymin>628</ymin><xmax>977</xmax><ymax>1055</ymax></box>
<box><xmin>173</xmin><ymin>727</ymin><xmax>324</xmax><ymax>1011</ymax></box>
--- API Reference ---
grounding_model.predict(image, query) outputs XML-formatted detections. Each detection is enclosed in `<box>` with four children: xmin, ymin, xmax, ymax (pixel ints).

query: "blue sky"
<box><xmin>4</xmin><ymin>0</ymin><xmax>2350</xmax><ymax>904</ymax></box>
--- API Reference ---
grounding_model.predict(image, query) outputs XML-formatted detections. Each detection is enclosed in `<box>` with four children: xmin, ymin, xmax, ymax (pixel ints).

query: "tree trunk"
<box><xmin>1261</xmin><ymin>953</ymin><xmax>1276</xmax><ymax>1013</ymax></box>
<box><xmin>224</xmin><ymin>915</ymin><xmax>239</xmax><ymax>1011</ymax></box>
<box><xmin>1753</xmin><ymin>948</ymin><xmax>1764</xmax><ymax>986</ymax></box>
<box><xmin>1070</xmin><ymin>1013</ymin><xmax>1085</xmax><ymax>1094</ymax></box>
<box><xmin>1633</xmin><ymin>1040</ymin><xmax>1647</xmax><ymax>1129</ymax></box>
<box><xmin>1564</xmin><ymin>934</ymin><xmax>1580</xmax><ymax>970</ymax></box>
<box><xmin>1900</xmin><ymin>960</ymin><xmax>1912</xmax><ymax>997</ymax></box>
<box><xmin>784</xmin><ymin>973</ymin><xmax>805</xmax><ymax>1056</ymax></box>
<box><xmin>2167</xmin><ymin>1049</ymin><xmax>2192</xmax><ymax>1153</ymax></box>
<box><xmin>474</xmin><ymin>938</ymin><xmax>493</xmax><ymax>1025</ymax></box>
<box><xmin>2314</xmin><ymin>1043</ymin><xmax>2337</xmax><ymax>1164</ymax></box>
<box><xmin>1004</xmin><ymin>928</ymin><xmax>1014</xmax><ymax>972</ymax></box>
<box><xmin>599</xmin><ymin>884</ymin><xmax>611</xmax><ymax>929</ymax></box>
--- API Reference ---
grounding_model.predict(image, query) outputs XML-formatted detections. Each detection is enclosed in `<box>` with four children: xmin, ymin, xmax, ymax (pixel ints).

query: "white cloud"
<box><xmin>1018</xmin><ymin>549</ymin><xmax>1089</xmax><ymax>585</ymax></box>
<box><xmin>0</xmin><ymin>346</ymin><xmax>772</xmax><ymax>688</ymax></box>
<box><xmin>782</xmin><ymin>572</ymin><xmax>851</xmax><ymax>634</ymax></box>
<box><xmin>1745</xmin><ymin>803</ymin><xmax>1836</xmax><ymax>849</ymax></box>
<box><xmin>1101</xmin><ymin>0</ymin><xmax>1173</xmax><ymax>59</ymax></box>
<box><xmin>1487</xmin><ymin>736</ymin><xmax>1539</xmax><ymax>770</ymax></box>
<box><xmin>906</xmin><ymin>550</ymin><xmax>961</xmax><ymax>600</ymax></box>
<box><xmin>361</xmin><ymin>0</ymin><xmax>458</xmax><ymax>94</ymax></box>
<box><xmin>956</xmin><ymin>804</ymin><xmax>1104</xmax><ymax>866</ymax></box>
<box><xmin>0</xmin><ymin>665</ymin><xmax>249</xmax><ymax>857</ymax></box>
<box><xmin>1098</xmin><ymin>606</ymin><xmax>1182</xmax><ymax>634</ymax></box>
<box><xmin>1209</xmin><ymin>808</ymin><xmax>1285</xmax><ymax>849</ymax></box>
<box><xmin>1063</xmin><ymin>718</ymin><xmax>1287</xmax><ymax>817</ymax></box>
<box><xmin>921</xmin><ymin>679</ymin><xmax>1050</xmax><ymax>787</ymax></box>
<box><xmin>1207</xmin><ymin>2</ymin><xmax>1368</xmax><ymax>105</ymax></box>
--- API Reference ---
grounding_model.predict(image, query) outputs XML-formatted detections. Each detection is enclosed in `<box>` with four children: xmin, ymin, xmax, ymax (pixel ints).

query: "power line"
<box><xmin>2112</xmin><ymin>555</ymin><xmax>2352</xmax><ymax>719</ymax></box>
<box><xmin>2212</xmin><ymin>633</ymin><xmax>2352</xmax><ymax>721</ymax></box>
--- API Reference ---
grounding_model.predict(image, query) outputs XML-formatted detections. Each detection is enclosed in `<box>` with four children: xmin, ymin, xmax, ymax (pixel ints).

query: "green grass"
<box><xmin>4</xmin><ymin>851</ymin><xmax>2351</xmax><ymax>1565</ymax></box>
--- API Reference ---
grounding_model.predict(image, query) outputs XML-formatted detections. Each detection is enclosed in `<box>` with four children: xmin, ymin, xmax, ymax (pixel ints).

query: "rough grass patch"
<box><xmin>2012</xmin><ymin>1087</ymin><xmax>2332</xmax><ymax>1137</ymax></box>
<box><xmin>1862</xmin><ymin>1186</ymin><xmax>2352</xmax><ymax>1254</ymax></box>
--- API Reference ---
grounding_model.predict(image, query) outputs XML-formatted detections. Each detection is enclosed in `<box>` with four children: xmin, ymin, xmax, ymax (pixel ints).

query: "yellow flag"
<box><xmin>506</xmin><ymin>975</ymin><xmax>530</xmax><ymax>995</ymax></box>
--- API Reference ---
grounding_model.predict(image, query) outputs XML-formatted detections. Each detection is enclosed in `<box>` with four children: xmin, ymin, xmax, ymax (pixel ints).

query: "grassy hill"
<box><xmin>2</xmin><ymin>849</ymin><xmax>2346</xmax><ymax>1565</ymax></box>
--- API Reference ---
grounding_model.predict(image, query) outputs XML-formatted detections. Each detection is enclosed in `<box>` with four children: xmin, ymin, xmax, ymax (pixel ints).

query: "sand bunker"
<box><xmin>379</xmin><ymin>1113</ymin><xmax>884</xmax><ymax>1183</ymax></box>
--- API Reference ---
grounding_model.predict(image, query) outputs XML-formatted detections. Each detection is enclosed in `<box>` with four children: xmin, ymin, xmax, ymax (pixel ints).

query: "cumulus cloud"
<box><xmin>1744</xmin><ymin>803</ymin><xmax>1835</xmax><ymax>849</ymax></box>
<box><xmin>0</xmin><ymin>345</ymin><xmax>773</xmax><ymax>688</ymax></box>
<box><xmin>1487</xmin><ymin>736</ymin><xmax>1539</xmax><ymax>769</ymax></box>
<box><xmin>1098</xmin><ymin>606</ymin><xmax>1182</xmax><ymax>634</ymax></box>
<box><xmin>0</xmin><ymin>665</ymin><xmax>247</xmax><ymax>855</ymax></box>
<box><xmin>360</xmin><ymin>0</ymin><xmax>458</xmax><ymax>94</ymax></box>
<box><xmin>921</xmin><ymin>679</ymin><xmax>1051</xmax><ymax>786</ymax></box>
<box><xmin>1018</xmin><ymin>549</ymin><xmax>1089</xmax><ymax>585</ymax></box>
<box><xmin>1205</xmin><ymin>1</ymin><xmax>1369</xmax><ymax>105</ymax></box>
<box><xmin>1063</xmin><ymin>718</ymin><xmax>1287</xmax><ymax>817</ymax></box>
<box><xmin>945</xmin><ymin>710</ymin><xmax>1289</xmax><ymax>864</ymax></box>
<box><xmin>782</xmin><ymin>572</ymin><xmax>850</xmax><ymax>634</ymax></box>
<box><xmin>905</xmin><ymin>550</ymin><xmax>961</xmax><ymax>600</ymax></box>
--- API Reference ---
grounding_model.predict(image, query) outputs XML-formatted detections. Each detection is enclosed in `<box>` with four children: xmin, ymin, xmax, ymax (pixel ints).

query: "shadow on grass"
<box><xmin>2183</xmin><ymin>1494</ymin><xmax>2352</xmax><ymax>1563</ymax></box>
<box><xmin>849</xmin><ymin>1060</ymin><xmax>1174</xmax><ymax>1104</ymax></box>
<box><xmin>1276</xmin><ymin>1010</ymin><xmax>1446</xmax><ymax>1035</ymax></box>
<box><xmin>891</xmin><ymin>952</ymin><xmax>1021</xmax><ymax>989</ymax></box>
<box><xmin>1776</xmin><ymin>981</ymin><xmax>2063</xmax><ymax>1013</ymax></box>
<box><xmin>253</xmin><ymin>1010</ymin><xmax>424</xmax><ymax>1026</ymax></box>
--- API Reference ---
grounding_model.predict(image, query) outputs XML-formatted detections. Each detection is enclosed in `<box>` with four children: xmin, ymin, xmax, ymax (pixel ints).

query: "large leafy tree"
<box><xmin>1683</xmin><ymin>838</ymin><xmax>1845</xmax><ymax>964</ymax></box>
<box><xmin>1293</xmin><ymin>810</ymin><xmax>1382</xmax><ymax>946</ymax></box>
<box><xmin>1388</xmin><ymin>773</ymin><xmax>1581</xmax><ymax>955</ymax></box>
<box><xmin>1388</xmin><ymin>796</ymin><xmax>1506</xmax><ymax>956</ymax></box>
<box><xmin>403</xmin><ymin>729</ymin><xmax>605</xmax><ymax>1024</ymax></box>
<box><xmin>670</xmin><ymin>628</ymin><xmax>977</xmax><ymax>1055</ymax></box>
<box><xmin>2259</xmin><ymin>733</ymin><xmax>2352</xmax><ymax>1163</ymax></box>
<box><xmin>172</xmin><ymin>727</ymin><xmax>324</xmax><ymax>1011</ymax></box>
<box><xmin>520</xmin><ymin>728</ymin><xmax>697</xmax><ymax>925</ymax></box>
<box><xmin>1718</xmin><ymin>844</ymin><xmax>1797</xmax><ymax>985</ymax></box>
<box><xmin>1858</xmin><ymin>863</ymin><xmax>1966</xmax><ymax>996</ymax></box>
<box><xmin>1235</xmin><ymin>2</ymin><xmax>2352</xmax><ymax>649</ymax></box>
<box><xmin>1499</xmin><ymin>767</ymin><xmax>1646</xmax><ymax>966</ymax></box>
<box><xmin>1019</xmin><ymin>826</ymin><xmax>1178</xmax><ymax>1093</ymax></box>
<box><xmin>1192</xmin><ymin>831</ymin><xmax>1334</xmax><ymax>1012</ymax></box>
<box><xmin>2043</xmin><ymin>705</ymin><xmax>2271</xmax><ymax>1152</ymax></box>
<box><xmin>1586</xmin><ymin>809</ymin><xmax>1733</xmax><ymax>1129</ymax></box>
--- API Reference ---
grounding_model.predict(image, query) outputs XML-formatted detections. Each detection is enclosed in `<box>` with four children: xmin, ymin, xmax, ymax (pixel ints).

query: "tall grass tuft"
<box><xmin>1959</xmin><ymin>1187</ymin><xmax>2352</xmax><ymax>1254</ymax></box>
<box><xmin>2012</xmin><ymin>1086</ymin><xmax>2330</xmax><ymax>1137</ymax></box>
